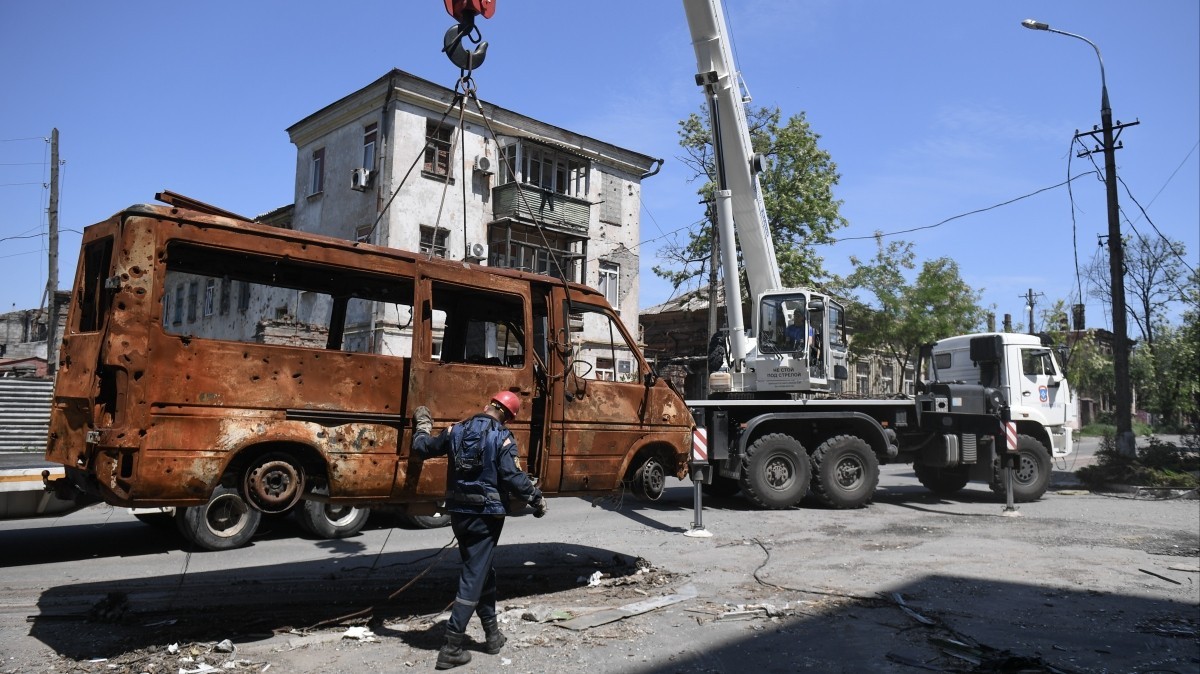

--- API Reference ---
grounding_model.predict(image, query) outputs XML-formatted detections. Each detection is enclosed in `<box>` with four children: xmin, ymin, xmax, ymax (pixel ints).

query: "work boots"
<box><xmin>481</xmin><ymin>615</ymin><xmax>507</xmax><ymax>654</ymax></box>
<box><xmin>435</xmin><ymin>630</ymin><xmax>471</xmax><ymax>670</ymax></box>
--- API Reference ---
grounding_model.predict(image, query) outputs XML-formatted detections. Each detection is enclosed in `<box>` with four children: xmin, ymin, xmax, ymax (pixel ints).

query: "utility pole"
<box><xmin>1021</xmin><ymin>288</ymin><xmax>1043</xmax><ymax>334</ymax></box>
<box><xmin>1022</xmin><ymin>19</ymin><xmax>1139</xmax><ymax>457</ymax></box>
<box><xmin>46</xmin><ymin>128</ymin><xmax>60</xmax><ymax>378</ymax></box>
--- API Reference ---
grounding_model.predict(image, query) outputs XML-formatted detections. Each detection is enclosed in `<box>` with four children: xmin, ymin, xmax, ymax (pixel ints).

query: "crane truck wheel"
<box><xmin>739</xmin><ymin>433</ymin><xmax>810</xmax><ymax>509</ymax></box>
<box><xmin>809</xmin><ymin>435</ymin><xmax>879</xmax><ymax>509</ymax></box>
<box><xmin>175</xmin><ymin>484</ymin><xmax>262</xmax><ymax>551</ymax></box>
<box><xmin>294</xmin><ymin>500</ymin><xmax>369</xmax><ymax>539</ymax></box>
<box><xmin>914</xmin><ymin>463</ymin><xmax>970</xmax><ymax>496</ymax></box>
<box><xmin>989</xmin><ymin>434</ymin><xmax>1052</xmax><ymax>502</ymax></box>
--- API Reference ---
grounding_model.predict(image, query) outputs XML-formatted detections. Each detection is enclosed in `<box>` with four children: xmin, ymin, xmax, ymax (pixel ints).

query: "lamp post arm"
<box><xmin>1045</xmin><ymin>27</ymin><xmax>1110</xmax><ymax>111</ymax></box>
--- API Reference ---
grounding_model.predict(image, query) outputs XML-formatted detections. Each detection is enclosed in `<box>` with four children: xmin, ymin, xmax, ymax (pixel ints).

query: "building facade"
<box><xmin>280</xmin><ymin>69</ymin><xmax>658</xmax><ymax>373</ymax></box>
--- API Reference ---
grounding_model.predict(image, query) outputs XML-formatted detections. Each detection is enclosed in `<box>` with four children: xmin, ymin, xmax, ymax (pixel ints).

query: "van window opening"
<box><xmin>162</xmin><ymin>241</ymin><xmax>415</xmax><ymax>354</ymax></box>
<box><xmin>430</xmin><ymin>280</ymin><xmax>526</xmax><ymax>368</ymax></box>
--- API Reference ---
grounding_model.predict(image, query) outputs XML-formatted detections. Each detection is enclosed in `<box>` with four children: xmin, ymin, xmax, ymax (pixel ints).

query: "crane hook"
<box><xmin>443</xmin><ymin>20</ymin><xmax>488</xmax><ymax>72</ymax></box>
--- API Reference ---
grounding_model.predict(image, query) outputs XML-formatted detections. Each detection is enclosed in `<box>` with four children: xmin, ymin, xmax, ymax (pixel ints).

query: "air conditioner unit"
<box><xmin>350</xmin><ymin>167</ymin><xmax>372</xmax><ymax>191</ymax></box>
<box><xmin>466</xmin><ymin>241</ymin><xmax>488</xmax><ymax>262</ymax></box>
<box><xmin>473</xmin><ymin>155</ymin><xmax>494</xmax><ymax>175</ymax></box>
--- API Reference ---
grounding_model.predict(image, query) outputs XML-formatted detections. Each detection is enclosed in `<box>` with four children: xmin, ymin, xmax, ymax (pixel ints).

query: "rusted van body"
<box><xmin>46</xmin><ymin>204</ymin><xmax>691</xmax><ymax>537</ymax></box>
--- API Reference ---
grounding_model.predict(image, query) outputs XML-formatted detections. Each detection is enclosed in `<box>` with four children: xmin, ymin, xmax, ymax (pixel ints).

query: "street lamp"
<box><xmin>1022</xmin><ymin>19</ymin><xmax>1135</xmax><ymax>457</ymax></box>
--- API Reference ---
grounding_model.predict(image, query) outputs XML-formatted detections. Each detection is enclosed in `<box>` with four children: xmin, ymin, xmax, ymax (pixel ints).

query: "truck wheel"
<box><xmin>175</xmin><ymin>485</ymin><xmax>262</xmax><ymax>551</ymax></box>
<box><xmin>702</xmin><ymin>475</ymin><xmax>740</xmax><ymax>497</ymax></box>
<box><xmin>810</xmin><ymin>435</ymin><xmax>879</xmax><ymax>509</ymax></box>
<box><xmin>739</xmin><ymin>433</ymin><xmax>810</xmax><ymax>509</ymax></box>
<box><xmin>914</xmin><ymin>463</ymin><xmax>970</xmax><ymax>496</ymax></box>
<box><xmin>989</xmin><ymin>434</ymin><xmax>1052</xmax><ymax>502</ymax></box>
<box><xmin>294</xmin><ymin>501</ymin><xmax>369</xmax><ymax>539</ymax></box>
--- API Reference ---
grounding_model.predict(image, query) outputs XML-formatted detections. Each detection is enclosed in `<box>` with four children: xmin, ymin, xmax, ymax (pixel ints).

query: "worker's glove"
<box><xmin>531</xmin><ymin>496</ymin><xmax>548</xmax><ymax>518</ymax></box>
<box><xmin>413</xmin><ymin>406</ymin><xmax>433</xmax><ymax>435</ymax></box>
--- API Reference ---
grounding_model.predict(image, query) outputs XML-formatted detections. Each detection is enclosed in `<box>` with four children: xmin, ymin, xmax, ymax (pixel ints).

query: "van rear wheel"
<box><xmin>295</xmin><ymin>501</ymin><xmax>369</xmax><ymax>539</ymax></box>
<box><xmin>175</xmin><ymin>485</ymin><xmax>262</xmax><ymax>551</ymax></box>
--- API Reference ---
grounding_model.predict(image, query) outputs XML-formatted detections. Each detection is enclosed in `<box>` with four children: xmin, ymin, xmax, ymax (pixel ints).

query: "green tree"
<box><xmin>845</xmin><ymin>234</ymin><xmax>987</xmax><ymax>393</ymax></box>
<box><xmin>655</xmin><ymin>106</ymin><xmax>847</xmax><ymax>290</ymax></box>
<box><xmin>1084</xmin><ymin>236</ymin><xmax>1190</xmax><ymax>430</ymax></box>
<box><xmin>1145</xmin><ymin>269</ymin><xmax>1200</xmax><ymax>428</ymax></box>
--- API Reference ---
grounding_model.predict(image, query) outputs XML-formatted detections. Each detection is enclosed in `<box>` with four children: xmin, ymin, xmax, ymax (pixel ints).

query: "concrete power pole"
<box><xmin>46</xmin><ymin>128</ymin><xmax>60</xmax><ymax>377</ymax></box>
<box><xmin>1022</xmin><ymin>288</ymin><xmax>1043</xmax><ymax>334</ymax></box>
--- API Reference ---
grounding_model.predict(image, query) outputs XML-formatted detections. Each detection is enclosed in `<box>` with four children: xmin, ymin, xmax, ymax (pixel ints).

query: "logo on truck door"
<box><xmin>1039</xmin><ymin>386</ymin><xmax>1049</xmax><ymax>404</ymax></box>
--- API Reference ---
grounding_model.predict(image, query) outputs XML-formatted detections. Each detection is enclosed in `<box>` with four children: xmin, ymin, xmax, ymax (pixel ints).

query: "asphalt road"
<box><xmin>1</xmin><ymin>448</ymin><xmax>1197</xmax><ymax>674</ymax></box>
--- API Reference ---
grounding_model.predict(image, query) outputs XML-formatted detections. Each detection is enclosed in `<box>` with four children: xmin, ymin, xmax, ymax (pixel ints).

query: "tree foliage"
<box><xmin>844</xmin><ymin>234</ymin><xmax>987</xmax><ymax>393</ymax></box>
<box><xmin>654</xmin><ymin>106</ymin><xmax>847</xmax><ymax>291</ymax></box>
<box><xmin>1085</xmin><ymin>235</ymin><xmax>1187</xmax><ymax>355</ymax></box>
<box><xmin>1085</xmin><ymin>236</ymin><xmax>1193</xmax><ymax>428</ymax></box>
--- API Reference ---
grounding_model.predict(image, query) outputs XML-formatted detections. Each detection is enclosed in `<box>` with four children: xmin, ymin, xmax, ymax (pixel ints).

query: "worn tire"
<box><xmin>990</xmin><ymin>434</ymin><xmax>1052</xmax><ymax>502</ymax></box>
<box><xmin>399</xmin><ymin>510</ymin><xmax>451</xmax><ymax>529</ymax></box>
<box><xmin>810</xmin><ymin>435</ymin><xmax>879</xmax><ymax>509</ymax></box>
<box><xmin>294</xmin><ymin>500</ymin><xmax>369</xmax><ymax>539</ymax></box>
<box><xmin>631</xmin><ymin>455</ymin><xmax>667</xmax><ymax>501</ymax></box>
<box><xmin>739</xmin><ymin>433</ymin><xmax>810</xmax><ymax>509</ymax></box>
<box><xmin>701</xmin><ymin>475</ymin><xmax>740</xmax><ymax>498</ymax></box>
<box><xmin>914</xmin><ymin>463</ymin><xmax>971</xmax><ymax>496</ymax></box>
<box><xmin>175</xmin><ymin>485</ymin><xmax>262</xmax><ymax>551</ymax></box>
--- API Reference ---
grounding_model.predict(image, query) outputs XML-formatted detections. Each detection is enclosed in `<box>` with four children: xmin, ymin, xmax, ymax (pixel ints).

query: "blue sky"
<box><xmin>2</xmin><ymin>1</ymin><xmax>1196</xmax><ymax>334</ymax></box>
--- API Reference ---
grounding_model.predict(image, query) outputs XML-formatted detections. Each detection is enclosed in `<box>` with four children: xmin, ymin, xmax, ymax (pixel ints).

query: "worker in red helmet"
<box><xmin>412</xmin><ymin>391</ymin><xmax>546</xmax><ymax>670</ymax></box>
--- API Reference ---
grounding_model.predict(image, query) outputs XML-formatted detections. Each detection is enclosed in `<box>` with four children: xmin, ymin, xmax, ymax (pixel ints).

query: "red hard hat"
<box><xmin>490</xmin><ymin>391</ymin><xmax>521</xmax><ymax>419</ymax></box>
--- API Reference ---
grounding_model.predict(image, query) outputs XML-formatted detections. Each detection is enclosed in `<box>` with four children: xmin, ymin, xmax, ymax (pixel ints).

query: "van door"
<box><xmin>395</xmin><ymin>270</ymin><xmax>536</xmax><ymax>499</ymax></box>
<box><xmin>45</xmin><ymin>217</ymin><xmax>120</xmax><ymax>467</ymax></box>
<box><xmin>547</xmin><ymin>293</ymin><xmax>649</xmax><ymax>494</ymax></box>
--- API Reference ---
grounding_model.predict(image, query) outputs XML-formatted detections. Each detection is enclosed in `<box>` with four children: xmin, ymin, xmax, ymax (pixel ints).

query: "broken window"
<box><xmin>570</xmin><ymin>302</ymin><xmax>640</xmax><ymax>382</ymax></box>
<box><xmin>424</xmin><ymin>121</ymin><xmax>453</xmax><ymax>177</ymax></box>
<box><xmin>430</xmin><ymin>280</ymin><xmax>525</xmax><ymax>368</ymax></box>
<box><xmin>161</xmin><ymin>240</ymin><xmax>415</xmax><ymax>354</ymax></box>
<box><xmin>74</xmin><ymin>236</ymin><xmax>113</xmax><ymax>334</ymax></box>
<box><xmin>419</xmin><ymin>226</ymin><xmax>450</xmax><ymax>258</ymax></box>
<box><xmin>598</xmin><ymin>261</ymin><xmax>619</xmax><ymax>307</ymax></box>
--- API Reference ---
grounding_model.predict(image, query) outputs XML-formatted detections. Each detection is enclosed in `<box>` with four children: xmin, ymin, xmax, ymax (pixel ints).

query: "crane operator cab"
<box><xmin>748</xmin><ymin>290</ymin><xmax>848</xmax><ymax>395</ymax></box>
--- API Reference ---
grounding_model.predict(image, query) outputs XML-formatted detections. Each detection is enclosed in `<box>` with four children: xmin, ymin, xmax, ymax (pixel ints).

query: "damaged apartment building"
<box><xmin>161</xmin><ymin>69</ymin><xmax>660</xmax><ymax>379</ymax></box>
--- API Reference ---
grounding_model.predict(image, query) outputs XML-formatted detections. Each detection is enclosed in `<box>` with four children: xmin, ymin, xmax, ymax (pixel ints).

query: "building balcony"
<box><xmin>492</xmin><ymin>183</ymin><xmax>590</xmax><ymax>234</ymax></box>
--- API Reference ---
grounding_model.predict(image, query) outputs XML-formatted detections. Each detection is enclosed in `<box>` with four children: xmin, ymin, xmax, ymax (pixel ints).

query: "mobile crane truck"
<box><xmin>680</xmin><ymin>0</ymin><xmax>1074</xmax><ymax>510</ymax></box>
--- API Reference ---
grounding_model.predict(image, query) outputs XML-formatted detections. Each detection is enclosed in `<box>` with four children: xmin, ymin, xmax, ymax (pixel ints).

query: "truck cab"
<box><xmin>931</xmin><ymin>332</ymin><xmax>1076</xmax><ymax>458</ymax></box>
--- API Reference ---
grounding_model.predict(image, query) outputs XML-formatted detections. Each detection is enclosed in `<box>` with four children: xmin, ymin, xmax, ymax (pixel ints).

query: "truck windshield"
<box><xmin>758</xmin><ymin>295</ymin><xmax>809</xmax><ymax>355</ymax></box>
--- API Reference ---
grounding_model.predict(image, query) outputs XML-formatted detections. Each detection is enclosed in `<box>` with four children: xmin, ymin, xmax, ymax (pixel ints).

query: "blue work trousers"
<box><xmin>447</xmin><ymin>513</ymin><xmax>505</xmax><ymax>633</ymax></box>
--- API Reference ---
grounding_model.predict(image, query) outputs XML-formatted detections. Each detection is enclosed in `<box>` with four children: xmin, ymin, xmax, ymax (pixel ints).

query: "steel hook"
<box><xmin>443</xmin><ymin>21</ymin><xmax>488</xmax><ymax>72</ymax></box>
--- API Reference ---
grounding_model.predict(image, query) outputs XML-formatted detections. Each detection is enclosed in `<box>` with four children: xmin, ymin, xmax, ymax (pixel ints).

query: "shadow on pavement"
<box><xmin>29</xmin><ymin>540</ymin><xmax>641</xmax><ymax>660</ymax></box>
<box><xmin>627</xmin><ymin>574</ymin><xmax>1198</xmax><ymax>674</ymax></box>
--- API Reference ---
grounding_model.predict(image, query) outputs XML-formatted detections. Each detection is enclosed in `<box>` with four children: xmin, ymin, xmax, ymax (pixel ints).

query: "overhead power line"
<box><xmin>832</xmin><ymin>172</ymin><xmax>1099</xmax><ymax>243</ymax></box>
